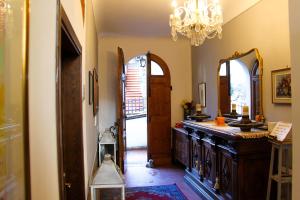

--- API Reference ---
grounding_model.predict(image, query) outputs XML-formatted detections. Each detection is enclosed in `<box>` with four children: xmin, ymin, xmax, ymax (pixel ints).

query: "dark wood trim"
<box><xmin>24</xmin><ymin>0</ymin><xmax>31</xmax><ymax>199</ymax></box>
<box><xmin>56</xmin><ymin>2</ymin><xmax>64</xmax><ymax>199</ymax></box>
<box><xmin>56</xmin><ymin>5</ymin><xmax>83</xmax><ymax>200</ymax></box>
<box><xmin>61</xmin><ymin>7</ymin><xmax>82</xmax><ymax>54</ymax></box>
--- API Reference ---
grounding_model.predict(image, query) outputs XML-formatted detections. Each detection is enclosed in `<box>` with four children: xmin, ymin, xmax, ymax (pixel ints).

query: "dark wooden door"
<box><xmin>147</xmin><ymin>53</ymin><xmax>171</xmax><ymax>166</ymax></box>
<box><xmin>117</xmin><ymin>47</ymin><xmax>126</xmax><ymax>172</ymax></box>
<box><xmin>57</xmin><ymin>8</ymin><xmax>85</xmax><ymax>200</ymax></box>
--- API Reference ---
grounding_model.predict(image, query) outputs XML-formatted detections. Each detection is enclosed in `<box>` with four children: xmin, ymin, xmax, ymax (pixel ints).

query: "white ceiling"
<box><xmin>91</xmin><ymin>0</ymin><xmax>261</xmax><ymax>37</ymax></box>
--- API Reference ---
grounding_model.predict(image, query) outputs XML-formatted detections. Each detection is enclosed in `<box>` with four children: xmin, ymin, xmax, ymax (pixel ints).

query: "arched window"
<box><xmin>151</xmin><ymin>61</ymin><xmax>164</xmax><ymax>75</ymax></box>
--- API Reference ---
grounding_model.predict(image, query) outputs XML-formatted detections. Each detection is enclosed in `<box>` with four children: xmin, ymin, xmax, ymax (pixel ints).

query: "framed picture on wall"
<box><xmin>271</xmin><ymin>67</ymin><xmax>291</xmax><ymax>104</ymax></box>
<box><xmin>198</xmin><ymin>82</ymin><xmax>206</xmax><ymax>107</ymax></box>
<box><xmin>93</xmin><ymin>68</ymin><xmax>99</xmax><ymax>115</ymax></box>
<box><xmin>89</xmin><ymin>71</ymin><xmax>93</xmax><ymax>105</ymax></box>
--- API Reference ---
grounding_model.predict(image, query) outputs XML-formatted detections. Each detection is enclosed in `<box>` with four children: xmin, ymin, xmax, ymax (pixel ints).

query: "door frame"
<box><xmin>56</xmin><ymin>6</ymin><xmax>83</xmax><ymax>199</ymax></box>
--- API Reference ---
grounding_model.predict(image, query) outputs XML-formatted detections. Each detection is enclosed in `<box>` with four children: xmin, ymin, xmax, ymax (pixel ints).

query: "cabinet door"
<box><xmin>219</xmin><ymin>148</ymin><xmax>237</xmax><ymax>200</ymax></box>
<box><xmin>202</xmin><ymin>139</ymin><xmax>216</xmax><ymax>188</ymax></box>
<box><xmin>173</xmin><ymin>129</ymin><xmax>189</xmax><ymax>167</ymax></box>
<box><xmin>191</xmin><ymin>138</ymin><xmax>201</xmax><ymax>176</ymax></box>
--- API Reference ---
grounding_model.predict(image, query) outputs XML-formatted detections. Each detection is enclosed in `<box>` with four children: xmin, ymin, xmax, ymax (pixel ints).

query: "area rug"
<box><xmin>126</xmin><ymin>184</ymin><xmax>188</xmax><ymax>200</ymax></box>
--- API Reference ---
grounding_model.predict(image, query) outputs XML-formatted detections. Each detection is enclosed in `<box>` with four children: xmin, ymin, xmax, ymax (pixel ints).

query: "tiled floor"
<box><xmin>125</xmin><ymin>149</ymin><xmax>203</xmax><ymax>200</ymax></box>
<box><xmin>125</xmin><ymin>148</ymin><xmax>147</xmax><ymax>166</ymax></box>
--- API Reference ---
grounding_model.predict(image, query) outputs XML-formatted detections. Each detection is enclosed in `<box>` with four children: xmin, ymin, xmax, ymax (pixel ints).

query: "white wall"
<box><xmin>61</xmin><ymin>0</ymin><xmax>84</xmax><ymax>44</ymax></box>
<box><xmin>289</xmin><ymin>0</ymin><xmax>300</xmax><ymax>199</ymax></box>
<box><xmin>83</xmin><ymin>0</ymin><xmax>99</xmax><ymax>194</ymax></box>
<box><xmin>29</xmin><ymin>0</ymin><xmax>59</xmax><ymax>199</ymax></box>
<box><xmin>98</xmin><ymin>36</ymin><xmax>192</xmax><ymax>132</ymax></box>
<box><xmin>29</xmin><ymin>0</ymin><xmax>98</xmax><ymax>199</ymax></box>
<box><xmin>192</xmin><ymin>0</ymin><xmax>291</xmax><ymax>122</ymax></box>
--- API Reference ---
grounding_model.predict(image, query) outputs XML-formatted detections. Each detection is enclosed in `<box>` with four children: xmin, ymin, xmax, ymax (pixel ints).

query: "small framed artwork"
<box><xmin>93</xmin><ymin>68</ymin><xmax>99</xmax><ymax>115</ymax></box>
<box><xmin>271</xmin><ymin>68</ymin><xmax>291</xmax><ymax>104</ymax></box>
<box><xmin>198</xmin><ymin>82</ymin><xmax>206</xmax><ymax>107</ymax></box>
<box><xmin>89</xmin><ymin>71</ymin><xmax>93</xmax><ymax>105</ymax></box>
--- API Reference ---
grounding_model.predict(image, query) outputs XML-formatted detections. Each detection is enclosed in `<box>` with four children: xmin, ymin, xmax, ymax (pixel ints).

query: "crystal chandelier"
<box><xmin>0</xmin><ymin>0</ymin><xmax>12</xmax><ymax>33</ymax></box>
<box><xmin>169</xmin><ymin>0</ymin><xmax>223</xmax><ymax>46</ymax></box>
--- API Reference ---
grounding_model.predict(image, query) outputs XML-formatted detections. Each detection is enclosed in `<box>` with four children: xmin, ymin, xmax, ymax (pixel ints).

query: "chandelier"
<box><xmin>0</xmin><ymin>0</ymin><xmax>12</xmax><ymax>33</ymax></box>
<box><xmin>169</xmin><ymin>0</ymin><xmax>223</xmax><ymax>46</ymax></box>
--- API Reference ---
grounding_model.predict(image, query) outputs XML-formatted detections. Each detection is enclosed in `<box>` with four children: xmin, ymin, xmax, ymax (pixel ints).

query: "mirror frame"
<box><xmin>217</xmin><ymin>48</ymin><xmax>264</xmax><ymax>117</ymax></box>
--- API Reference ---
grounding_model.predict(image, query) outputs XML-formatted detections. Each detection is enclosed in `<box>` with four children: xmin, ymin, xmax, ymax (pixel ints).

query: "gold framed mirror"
<box><xmin>217</xmin><ymin>48</ymin><xmax>263</xmax><ymax>120</ymax></box>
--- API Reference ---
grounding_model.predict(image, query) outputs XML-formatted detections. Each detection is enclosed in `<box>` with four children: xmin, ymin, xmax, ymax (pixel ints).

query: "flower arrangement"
<box><xmin>181</xmin><ymin>99</ymin><xmax>193</xmax><ymax>110</ymax></box>
<box><xmin>181</xmin><ymin>100</ymin><xmax>193</xmax><ymax>119</ymax></box>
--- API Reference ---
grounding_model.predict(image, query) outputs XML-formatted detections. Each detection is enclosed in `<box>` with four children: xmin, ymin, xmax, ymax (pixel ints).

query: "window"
<box><xmin>219</xmin><ymin>63</ymin><xmax>227</xmax><ymax>76</ymax></box>
<box><xmin>230</xmin><ymin>60</ymin><xmax>251</xmax><ymax>115</ymax></box>
<box><xmin>151</xmin><ymin>61</ymin><xmax>164</xmax><ymax>75</ymax></box>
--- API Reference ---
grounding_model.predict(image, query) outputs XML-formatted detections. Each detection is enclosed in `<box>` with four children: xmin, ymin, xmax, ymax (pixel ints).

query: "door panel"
<box><xmin>117</xmin><ymin>47</ymin><xmax>126</xmax><ymax>172</ymax></box>
<box><xmin>57</xmin><ymin>8</ymin><xmax>85</xmax><ymax>199</ymax></box>
<box><xmin>147</xmin><ymin>53</ymin><xmax>171</xmax><ymax>166</ymax></box>
<box><xmin>61</xmin><ymin>56</ymin><xmax>85</xmax><ymax>200</ymax></box>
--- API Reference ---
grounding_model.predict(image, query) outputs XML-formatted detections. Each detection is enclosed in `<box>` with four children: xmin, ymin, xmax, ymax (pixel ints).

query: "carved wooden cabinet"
<box><xmin>172</xmin><ymin>128</ymin><xmax>189</xmax><ymax>167</ymax></box>
<box><xmin>182</xmin><ymin>121</ymin><xmax>271</xmax><ymax>200</ymax></box>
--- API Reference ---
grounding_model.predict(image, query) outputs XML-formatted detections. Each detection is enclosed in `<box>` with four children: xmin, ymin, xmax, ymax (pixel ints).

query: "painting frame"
<box><xmin>89</xmin><ymin>71</ymin><xmax>93</xmax><ymax>105</ymax></box>
<box><xmin>198</xmin><ymin>82</ymin><xmax>206</xmax><ymax>107</ymax></box>
<box><xmin>271</xmin><ymin>68</ymin><xmax>291</xmax><ymax>104</ymax></box>
<box><xmin>93</xmin><ymin>68</ymin><xmax>99</xmax><ymax>115</ymax></box>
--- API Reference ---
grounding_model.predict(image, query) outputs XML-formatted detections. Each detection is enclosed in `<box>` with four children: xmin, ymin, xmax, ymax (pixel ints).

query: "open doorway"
<box><xmin>125</xmin><ymin>55</ymin><xmax>148</xmax><ymax>167</ymax></box>
<box><xmin>117</xmin><ymin>48</ymin><xmax>171</xmax><ymax>172</ymax></box>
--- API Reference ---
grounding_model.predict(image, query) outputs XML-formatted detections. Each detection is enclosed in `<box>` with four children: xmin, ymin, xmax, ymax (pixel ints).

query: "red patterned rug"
<box><xmin>126</xmin><ymin>184</ymin><xmax>188</xmax><ymax>200</ymax></box>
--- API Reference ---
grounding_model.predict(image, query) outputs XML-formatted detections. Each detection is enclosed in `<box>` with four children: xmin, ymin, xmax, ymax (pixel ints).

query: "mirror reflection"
<box><xmin>218</xmin><ymin>49</ymin><xmax>263</xmax><ymax>120</ymax></box>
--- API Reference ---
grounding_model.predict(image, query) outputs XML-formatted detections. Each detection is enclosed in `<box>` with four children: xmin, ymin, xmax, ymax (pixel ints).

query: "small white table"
<box><xmin>90</xmin><ymin>159</ymin><xmax>125</xmax><ymax>200</ymax></box>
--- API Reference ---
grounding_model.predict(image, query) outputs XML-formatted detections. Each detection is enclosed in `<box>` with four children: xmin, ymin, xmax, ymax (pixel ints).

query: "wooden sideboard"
<box><xmin>172</xmin><ymin>121</ymin><xmax>271</xmax><ymax>200</ymax></box>
<box><xmin>172</xmin><ymin>128</ymin><xmax>189</xmax><ymax>166</ymax></box>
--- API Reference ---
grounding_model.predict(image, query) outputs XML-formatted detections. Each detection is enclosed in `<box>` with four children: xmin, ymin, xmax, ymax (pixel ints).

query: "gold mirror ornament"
<box><xmin>217</xmin><ymin>48</ymin><xmax>264</xmax><ymax>120</ymax></box>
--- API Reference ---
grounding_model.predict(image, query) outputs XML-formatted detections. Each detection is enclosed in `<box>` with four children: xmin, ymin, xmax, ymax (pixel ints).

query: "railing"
<box><xmin>125</xmin><ymin>97</ymin><xmax>146</xmax><ymax>116</ymax></box>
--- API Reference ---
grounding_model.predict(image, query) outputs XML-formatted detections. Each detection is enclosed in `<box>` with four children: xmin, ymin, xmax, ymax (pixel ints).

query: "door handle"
<box><xmin>65</xmin><ymin>182</ymin><xmax>72</xmax><ymax>189</ymax></box>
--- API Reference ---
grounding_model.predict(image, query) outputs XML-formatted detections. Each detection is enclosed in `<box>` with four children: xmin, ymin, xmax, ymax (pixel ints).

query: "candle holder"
<box><xmin>223</xmin><ymin>111</ymin><xmax>242</xmax><ymax>119</ymax></box>
<box><xmin>228</xmin><ymin>114</ymin><xmax>263</xmax><ymax>132</ymax></box>
<box><xmin>196</xmin><ymin>110</ymin><xmax>202</xmax><ymax>115</ymax></box>
<box><xmin>188</xmin><ymin>110</ymin><xmax>210</xmax><ymax>122</ymax></box>
<box><xmin>240</xmin><ymin>115</ymin><xmax>251</xmax><ymax>124</ymax></box>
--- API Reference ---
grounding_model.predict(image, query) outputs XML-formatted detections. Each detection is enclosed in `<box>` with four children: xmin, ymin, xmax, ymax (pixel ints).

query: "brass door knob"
<box><xmin>65</xmin><ymin>182</ymin><xmax>72</xmax><ymax>189</ymax></box>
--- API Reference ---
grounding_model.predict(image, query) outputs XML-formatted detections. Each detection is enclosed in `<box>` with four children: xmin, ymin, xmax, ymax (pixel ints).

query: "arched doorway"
<box><xmin>117</xmin><ymin>48</ymin><xmax>171</xmax><ymax>172</ymax></box>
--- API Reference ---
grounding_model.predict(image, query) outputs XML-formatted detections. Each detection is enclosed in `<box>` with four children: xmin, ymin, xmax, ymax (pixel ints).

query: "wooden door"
<box><xmin>57</xmin><ymin>8</ymin><xmax>85</xmax><ymax>200</ymax></box>
<box><xmin>219</xmin><ymin>61</ymin><xmax>231</xmax><ymax>115</ymax></box>
<box><xmin>117</xmin><ymin>47</ymin><xmax>126</xmax><ymax>172</ymax></box>
<box><xmin>147</xmin><ymin>53</ymin><xmax>171</xmax><ymax>166</ymax></box>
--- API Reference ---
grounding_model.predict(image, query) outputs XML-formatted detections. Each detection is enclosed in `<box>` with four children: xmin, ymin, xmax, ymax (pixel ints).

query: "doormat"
<box><xmin>126</xmin><ymin>184</ymin><xmax>188</xmax><ymax>200</ymax></box>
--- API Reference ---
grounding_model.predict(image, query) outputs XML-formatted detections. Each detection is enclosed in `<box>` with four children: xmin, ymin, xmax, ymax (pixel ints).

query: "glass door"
<box><xmin>0</xmin><ymin>0</ymin><xmax>29</xmax><ymax>199</ymax></box>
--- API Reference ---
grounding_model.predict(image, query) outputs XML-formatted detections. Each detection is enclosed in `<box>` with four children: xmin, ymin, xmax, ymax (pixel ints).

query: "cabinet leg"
<box><xmin>277</xmin><ymin>147</ymin><xmax>283</xmax><ymax>200</ymax></box>
<box><xmin>122</xmin><ymin>186</ymin><xmax>125</xmax><ymax>200</ymax></box>
<box><xmin>266</xmin><ymin>146</ymin><xmax>275</xmax><ymax>200</ymax></box>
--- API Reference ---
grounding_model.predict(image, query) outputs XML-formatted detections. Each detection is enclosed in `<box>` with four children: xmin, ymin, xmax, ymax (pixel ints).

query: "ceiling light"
<box><xmin>169</xmin><ymin>0</ymin><xmax>223</xmax><ymax>46</ymax></box>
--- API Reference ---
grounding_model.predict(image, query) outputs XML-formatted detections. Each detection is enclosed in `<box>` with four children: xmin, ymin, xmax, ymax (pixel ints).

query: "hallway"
<box><xmin>125</xmin><ymin>149</ymin><xmax>202</xmax><ymax>200</ymax></box>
